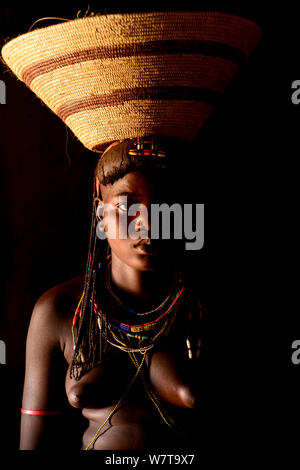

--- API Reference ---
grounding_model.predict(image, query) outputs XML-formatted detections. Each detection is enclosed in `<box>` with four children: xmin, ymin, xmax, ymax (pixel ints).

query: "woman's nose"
<box><xmin>134</xmin><ymin>204</ymin><xmax>151</xmax><ymax>235</ymax></box>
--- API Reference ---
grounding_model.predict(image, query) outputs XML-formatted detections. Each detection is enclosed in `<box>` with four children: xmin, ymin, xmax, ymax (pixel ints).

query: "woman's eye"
<box><xmin>116</xmin><ymin>199</ymin><xmax>138</xmax><ymax>213</ymax></box>
<box><xmin>118</xmin><ymin>202</ymin><xmax>128</xmax><ymax>212</ymax></box>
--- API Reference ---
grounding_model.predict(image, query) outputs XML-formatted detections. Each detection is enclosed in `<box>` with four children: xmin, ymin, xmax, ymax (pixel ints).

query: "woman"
<box><xmin>1</xmin><ymin>9</ymin><xmax>261</xmax><ymax>450</ymax></box>
<box><xmin>19</xmin><ymin>136</ymin><xmax>204</xmax><ymax>450</ymax></box>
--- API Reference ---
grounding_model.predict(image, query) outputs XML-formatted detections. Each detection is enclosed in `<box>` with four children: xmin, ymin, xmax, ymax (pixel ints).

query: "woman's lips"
<box><xmin>134</xmin><ymin>242</ymin><xmax>160</xmax><ymax>255</ymax></box>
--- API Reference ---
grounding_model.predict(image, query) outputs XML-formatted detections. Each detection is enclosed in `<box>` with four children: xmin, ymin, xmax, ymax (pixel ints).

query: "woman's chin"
<box><xmin>133</xmin><ymin>253</ymin><xmax>165</xmax><ymax>271</ymax></box>
<box><xmin>109</xmin><ymin>243</ymin><xmax>173</xmax><ymax>272</ymax></box>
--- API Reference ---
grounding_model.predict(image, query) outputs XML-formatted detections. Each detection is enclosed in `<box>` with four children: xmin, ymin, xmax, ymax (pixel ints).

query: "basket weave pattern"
<box><xmin>1</xmin><ymin>11</ymin><xmax>262</xmax><ymax>152</ymax></box>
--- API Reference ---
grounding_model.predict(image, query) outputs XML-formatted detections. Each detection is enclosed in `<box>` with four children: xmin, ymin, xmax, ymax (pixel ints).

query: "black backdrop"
<box><xmin>0</xmin><ymin>1</ymin><xmax>297</xmax><ymax>461</ymax></box>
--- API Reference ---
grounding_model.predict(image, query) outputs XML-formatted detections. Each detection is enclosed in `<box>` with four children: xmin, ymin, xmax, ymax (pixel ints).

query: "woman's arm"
<box><xmin>19</xmin><ymin>291</ymin><xmax>76</xmax><ymax>450</ymax></box>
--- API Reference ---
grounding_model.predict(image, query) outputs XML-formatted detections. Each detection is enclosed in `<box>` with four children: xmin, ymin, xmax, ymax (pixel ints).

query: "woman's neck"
<box><xmin>110</xmin><ymin>252</ymin><xmax>174</xmax><ymax>311</ymax></box>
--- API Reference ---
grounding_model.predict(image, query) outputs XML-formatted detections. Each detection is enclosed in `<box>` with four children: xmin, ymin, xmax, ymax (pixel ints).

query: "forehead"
<box><xmin>100</xmin><ymin>169</ymin><xmax>173</xmax><ymax>201</ymax></box>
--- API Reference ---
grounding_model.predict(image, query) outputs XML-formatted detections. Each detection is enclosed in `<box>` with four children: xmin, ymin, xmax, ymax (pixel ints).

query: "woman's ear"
<box><xmin>94</xmin><ymin>176</ymin><xmax>104</xmax><ymax>221</ymax></box>
<box><xmin>94</xmin><ymin>197</ymin><xmax>106</xmax><ymax>238</ymax></box>
<box><xmin>94</xmin><ymin>196</ymin><xmax>104</xmax><ymax>221</ymax></box>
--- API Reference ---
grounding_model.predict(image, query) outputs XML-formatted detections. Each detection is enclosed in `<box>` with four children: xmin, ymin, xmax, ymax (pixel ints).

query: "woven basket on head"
<box><xmin>1</xmin><ymin>11</ymin><xmax>262</xmax><ymax>152</ymax></box>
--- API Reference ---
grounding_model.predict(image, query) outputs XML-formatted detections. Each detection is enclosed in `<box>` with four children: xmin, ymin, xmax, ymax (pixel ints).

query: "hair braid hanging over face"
<box><xmin>70</xmin><ymin>177</ymin><xmax>109</xmax><ymax>380</ymax></box>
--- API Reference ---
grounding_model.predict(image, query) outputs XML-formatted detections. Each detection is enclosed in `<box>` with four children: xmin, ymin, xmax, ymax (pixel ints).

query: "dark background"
<box><xmin>0</xmin><ymin>1</ymin><xmax>297</xmax><ymax>459</ymax></box>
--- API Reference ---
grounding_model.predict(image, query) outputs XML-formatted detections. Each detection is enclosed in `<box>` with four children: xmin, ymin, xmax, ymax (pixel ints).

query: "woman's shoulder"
<box><xmin>29</xmin><ymin>274</ymin><xmax>86</xmax><ymax>343</ymax></box>
<box><xmin>35</xmin><ymin>274</ymin><xmax>85</xmax><ymax>312</ymax></box>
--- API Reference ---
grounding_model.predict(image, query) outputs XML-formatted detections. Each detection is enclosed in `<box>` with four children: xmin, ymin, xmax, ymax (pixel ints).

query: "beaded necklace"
<box><xmin>105</xmin><ymin>263</ymin><xmax>176</xmax><ymax>316</ymax></box>
<box><xmin>97</xmin><ymin>260</ymin><xmax>184</xmax><ymax>353</ymax></box>
<box><xmin>72</xmin><ymin>257</ymin><xmax>185</xmax><ymax>356</ymax></box>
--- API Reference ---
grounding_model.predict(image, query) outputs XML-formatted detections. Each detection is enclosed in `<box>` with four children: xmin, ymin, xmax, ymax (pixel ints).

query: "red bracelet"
<box><xmin>21</xmin><ymin>408</ymin><xmax>64</xmax><ymax>416</ymax></box>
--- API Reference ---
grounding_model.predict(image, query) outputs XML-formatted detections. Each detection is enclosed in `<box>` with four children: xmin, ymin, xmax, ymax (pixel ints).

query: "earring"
<box><xmin>94</xmin><ymin>197</ymin><xmax>103</xmax><ymax>219</ymax></box>
<box><xmin>95</xmin><ymin>203</ymin><xmax>106</xmax><ymax>240</ymax></box>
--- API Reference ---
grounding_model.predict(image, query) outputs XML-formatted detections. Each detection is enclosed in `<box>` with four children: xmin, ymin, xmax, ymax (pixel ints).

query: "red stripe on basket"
<box><xmin>21</xmin><ymin>40</ymin><xmax>246</xmax><ymax>86</ymax></box>
<box><xmin>56</xmin><ymin>86</ymin><xmax>219</xmax><ymax>121</ymax></box>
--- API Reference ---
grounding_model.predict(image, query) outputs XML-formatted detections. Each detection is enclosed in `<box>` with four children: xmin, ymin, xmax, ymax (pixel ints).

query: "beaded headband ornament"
<box><xmin>96</xmin><ymin>136</ymin><xmax>182</xmax><ymax>188</ymax></box>
<box><xmin>1</xmin><ymin>11</ymin><xmax>262</xmax><ymax>153</ymax></box>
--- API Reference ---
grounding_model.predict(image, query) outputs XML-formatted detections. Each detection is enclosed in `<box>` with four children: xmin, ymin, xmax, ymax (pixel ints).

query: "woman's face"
<box><xmin>97</xmin><ymin>169</ymin><xmax>179</xmax><ymax>271</ymax></box>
